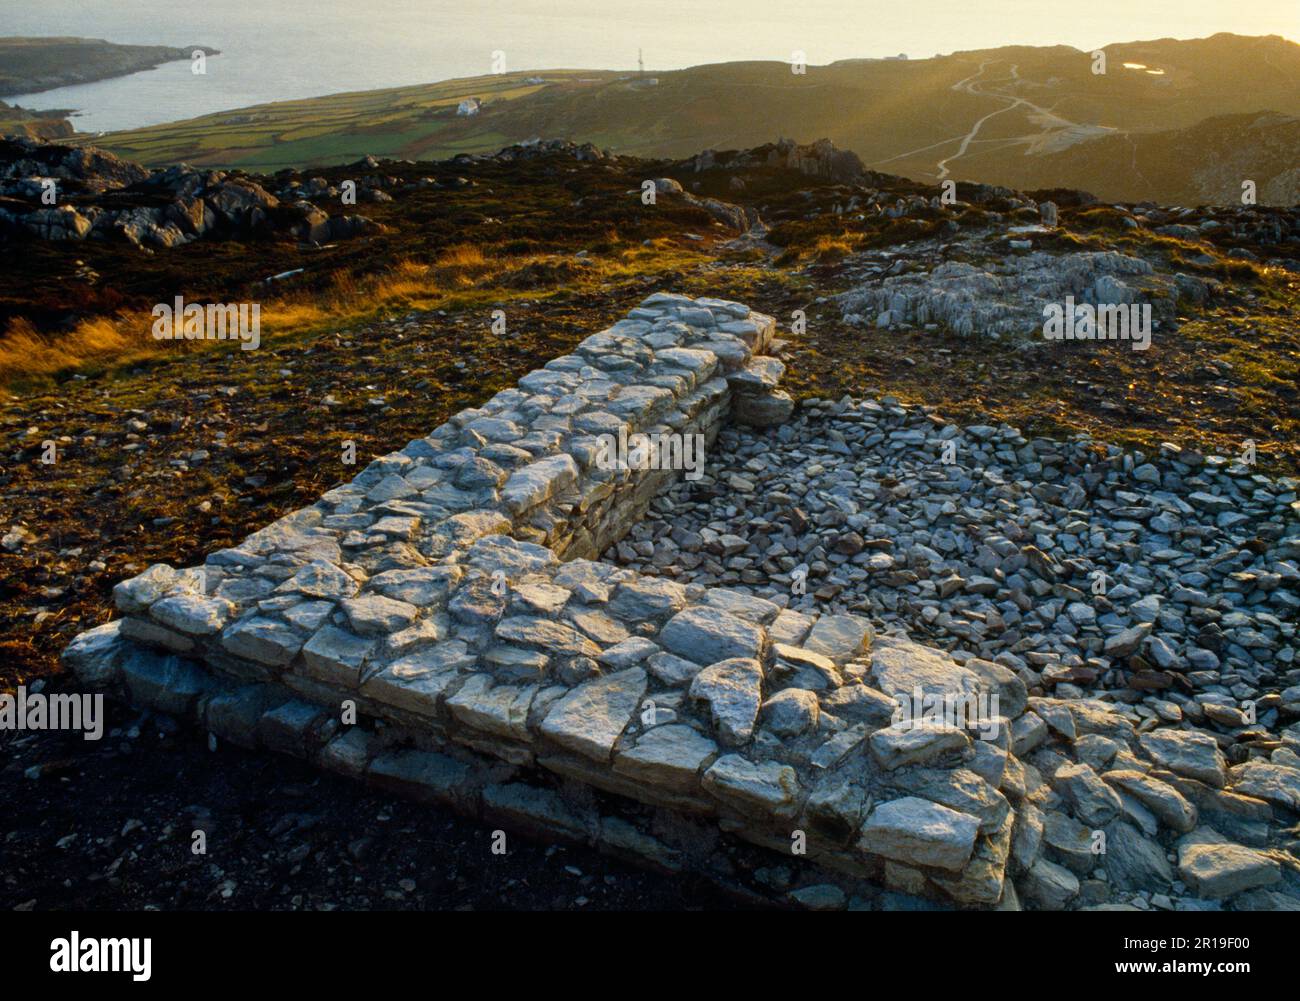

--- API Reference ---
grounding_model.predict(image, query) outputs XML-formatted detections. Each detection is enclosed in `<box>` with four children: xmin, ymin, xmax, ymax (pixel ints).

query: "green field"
<box><xmin>89</xmin><ymin>70</ymin><xmax>621</xmax><ymax>170</ymax></box>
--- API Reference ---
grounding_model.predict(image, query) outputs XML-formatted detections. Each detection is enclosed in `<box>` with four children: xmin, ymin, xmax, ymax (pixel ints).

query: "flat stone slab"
<box><xmin>689</xmin><ymin>657</ymin><xmax>763</xmax><ymax>746</ymax></box>
<box><xmin>539</xmin><ymin>668</ymin><xmax>646</xmax><ymax>763</ymax></box>
<box><xmin>660</xmin><ymin>607</ymin><xmax>766</xmax><ymax>664</ymax></box>
<box><xmin>859</xmin><ymin>797</ymin><xmax>981</xmax><ymax>872</ymax></box>
<box><xmin>614</xmin><ymin>724</ymin><xmax>719</xmax><ymax>792</ymax></box>
<box><xmin>804</xmin><ymin>613</ymin><xmax>874</xmax><ymax>665</ymax></box>
<box><xmin>1138</xmin><ymin>730</ymin><xmax>1228</xmax><ymax>788</ymax></box>
<box><xmin>1177</xmin><ymin>842</ymin><xmax>1281</xmax><ymax>898</ymax></box>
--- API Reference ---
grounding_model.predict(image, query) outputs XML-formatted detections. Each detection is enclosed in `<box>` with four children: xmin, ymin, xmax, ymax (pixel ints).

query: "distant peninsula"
<box><xmin>0</xmin><ymin>36</ymin><xmax>220</xmax><ymax>97</ymax></box>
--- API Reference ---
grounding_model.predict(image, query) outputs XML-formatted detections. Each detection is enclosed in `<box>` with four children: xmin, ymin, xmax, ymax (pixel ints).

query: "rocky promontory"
<box><xmin>0</xmin><ymin>37</ymin><xmax>220</xmax><ymax>97</ymax></box>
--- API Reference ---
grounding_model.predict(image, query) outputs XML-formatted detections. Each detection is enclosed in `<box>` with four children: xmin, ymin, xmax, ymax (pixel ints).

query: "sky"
<box><xmin>5</xmin><ymin>0</ymin><xmax>1297</xmax><ymax>66</ymax></box>
<box><xmin>541</xmin><ymin>0</ymin><xmax>1300</xmax><ymax>60</ymax></box>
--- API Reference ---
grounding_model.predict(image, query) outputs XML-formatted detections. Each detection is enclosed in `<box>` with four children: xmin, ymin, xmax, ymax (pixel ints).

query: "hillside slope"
<box><xmin>83</xmin><ymin>34</ymin><xmax>1300</xmax><ymax>205</ymax></box>
<box><xmin>1004</xmin><ymin>112</ymin><xmax>1300</xmax><ymax>205</ymax></box>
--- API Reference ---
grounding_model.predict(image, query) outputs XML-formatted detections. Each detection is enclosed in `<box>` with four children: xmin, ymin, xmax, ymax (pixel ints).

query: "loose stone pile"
<box><xmin>609</xmin><ymin>396</ymin><xmax>1300</xmax><ymax>909</ymax></box>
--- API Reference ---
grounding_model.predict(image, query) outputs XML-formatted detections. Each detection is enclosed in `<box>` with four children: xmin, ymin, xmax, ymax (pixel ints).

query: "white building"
<box><xmin>456</xmin><ymin>98</ymin><xmax>482</xmax><ymax>116</ymax></box>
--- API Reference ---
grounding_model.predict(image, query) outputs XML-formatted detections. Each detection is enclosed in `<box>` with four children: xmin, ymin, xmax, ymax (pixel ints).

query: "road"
<box><xmin>875</xmin><ymin>59</ymin><xmax>1118</xmax><ymax>181</ymax></box>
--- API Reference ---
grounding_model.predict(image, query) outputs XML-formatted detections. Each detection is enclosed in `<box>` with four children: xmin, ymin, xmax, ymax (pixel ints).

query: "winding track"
<box><xmin>878</xmin><ymin>59</ymin><xmax>1119</xmax><ymax>181</ymax></box>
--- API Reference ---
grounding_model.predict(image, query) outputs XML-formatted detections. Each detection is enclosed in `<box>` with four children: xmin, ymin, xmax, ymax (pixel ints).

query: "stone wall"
<box><xmin>64</xmin><ymin>293</ymin><xmax>1029</xmax><ymax>908</ymax></box>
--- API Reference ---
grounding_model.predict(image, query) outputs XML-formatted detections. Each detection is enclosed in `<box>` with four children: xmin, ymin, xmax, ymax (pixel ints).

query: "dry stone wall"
<box><xmin>64</xmin><ymin>293</ymin><xmax>1033</xmax><ymax>908</ymax></box>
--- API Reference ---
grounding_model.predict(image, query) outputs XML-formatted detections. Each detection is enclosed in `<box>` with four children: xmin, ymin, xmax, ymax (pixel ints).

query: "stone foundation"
<box><xmin>64</xmin><ymin>293</ymin><xmax>1032</xmax><ymax>908</ymax></box>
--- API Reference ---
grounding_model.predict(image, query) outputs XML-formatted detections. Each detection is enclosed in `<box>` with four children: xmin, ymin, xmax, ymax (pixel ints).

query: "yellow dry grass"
<box><xmin>0</xmin><ymin>316</ymin><xmax>137</xmax><ymax>383</ymax></box>
<box><xmin>0</xmin><ymin>250</ymin><xmax>499</xmax><ymax>387</ymax></box>
<box><xmin>0</xmin><ymin>243</ymin><xmax>708</xmax><ymax>389</ymax></box>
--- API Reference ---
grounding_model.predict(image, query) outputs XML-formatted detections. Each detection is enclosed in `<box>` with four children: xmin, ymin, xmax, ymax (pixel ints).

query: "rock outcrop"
<box><xmin>683</xmin><ymin>137</ymin><xmax>866</xmax><ymax>186</ymax></box>
<box><xmin>838</xmin><ymin>250</ymin><xmax>1212</xmax><ymax>339</ymax></box>
<box><xmin>0</xmin><ymin>137</ymin><xmax>384</xmax><ymax>248</ymax></box>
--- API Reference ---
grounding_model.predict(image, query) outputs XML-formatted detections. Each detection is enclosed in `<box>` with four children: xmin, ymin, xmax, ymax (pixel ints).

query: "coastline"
<box><xmin>0</xmin><ymin>37</ymin><xmax>220</xmax><ymax>99</ymax></box>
